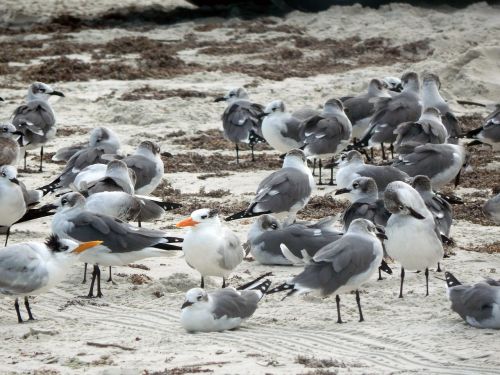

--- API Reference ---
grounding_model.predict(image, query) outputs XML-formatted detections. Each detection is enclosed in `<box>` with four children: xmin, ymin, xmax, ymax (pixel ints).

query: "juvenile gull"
<box><xmin>77</xmin><ymin>159</ymin><xmax>135</xmax><ymax>195</ymax></box>
<box><xmin>260</xmin><ymin>100</ymin><xmax>304</xmax><ymax>153</ymax></box>
<box><xmin>12</xmin><ymin>82</ymin><xmax>64</xmax><ymax>171</ymax></box>
<box><xmin>301</xmin><ymin>98</ymin><xmax>352</xmax><ymax>185</ymax></box>
<box><xmin>177</xmin><ymin>208</ymin><xmax>244</xmax><ymax>288</ymax></box>
<box><xmin>267</xmin><ymin>219</ymin><xmax>386</xmax><ymax>323</ymax></box>
<box><xmin>51</xmin><ymin>192</ymin><xmax>183</xmax><ymax>297</ymax></box>
<box><xmin>181</xmin><ymin>276</ymin><xmax>271</xmax><ymax>332</ymax></box>
<box><xmin>0</xmin><ymin>123</ymin><xmax>21</xmax><ymax>166</ymax></box>
<box><xmin>225</xmin><ymin>149</ymin><xmax>314</xmax><ymax>225</ymax></box>
<box><xmin>214</xmin><ymin>87</ymin><xmax>265</xmax><ymax>163</ymax></box>
<box><xmin>383</xmin><ymin>76</ymin><xmax>403</xmax><ymax>93</ymax></box>
<box><xmin>465</xmin><ymin>105</ymin><xmax>500</xmax><ymax>150</ymax></box>
<box><xmin>444</xmin><ymin>271</ymin><xmax>500</xmax><ymax>329</ymax></box>
<box><xmin>335</xmin><ymin>177</ymin><xmax>391</xmax><ymax>230</ymax></box>
<box><xmin>0</xmin><ymin>234</ymin><xmax>101</xmax><ymax>323</ymax></box>
<box><xmin>384</xmin><ymin>181</ymin><xmax>443</xmax><ymax>298</ymax></box>
<box><xmin>483</xmin><ymin>192</ymin><xmax>500</xmax><ymax>224</ymax></box>
<box><xmin>247</xmin><ymin>215</ymin><xmax>342</xmax><ymax>265</ymax></box>
<box><xmin>421</xmin><ymin>73</ymin><xmax>461</xmax><ymax>142</ymax></box>
<box><xmin>335</xmin><ymin>150</ymin><xmax>409</xmax><ymax>194</ymax></box>
<box><xmin>393</xmin><ymin>143</ymin><xmax>466</xmax><ymax>189</ymax></box>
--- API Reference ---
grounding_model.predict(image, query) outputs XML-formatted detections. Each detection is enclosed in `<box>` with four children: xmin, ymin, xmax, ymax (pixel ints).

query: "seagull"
<box><xmin>267</xmin><ymin>219</ymin><xmax>386</xmax><ymax>323</ymax></box>
<box><xmin>444</xmin><ymin>271</ymin><xmax>500</xmax><ymax>329</ymax></box>
<box><xmin>76</xmin><ymin>159</ymin><xmax>135</xmax><ymax>195</ymax></box>
<box><xmin>247</xmin><ymin>215</ymin><xmax>342</xmax><ymax>265</ymax></box>
<box><xmin>214</xmin><ymin>87</ymin><xmax>265</xmax><ymax>163</ymax></box>
<box><xmin>0</xmin><ymin>123</ymin><xmax>22</xmax><ymax>166</ymax></box>
<box><xmin>393</xmin><ymin>107</ymin><xmax>448</xmax><ymax>151</ymax></box>
<box><xmin>465</xmin><ymin>105</ymin><xmax>500</xmax><ymax>151</ymax></box>
<box><xmin>0</xmin><ymin>166</ymin><xmax>27</xmax><ymax>245</ymax></box>
<box><xmin>393</xmin><ymin>143</ymin><xmax>466</xmax><ymax>189</ymax></box>
<box><xmin>38</xmin><ymin>127</ymin><xmax>121</xmax><ymax>195</ymax></box>
<box><xmin>335</xmin><ymin>177</ymin><xmax>391</xmax><ymax>230</ymax></box>
<box><xmin>225</xmin><ymin>149</ymin><xmax>314</xmax><ymax>225</ymax></box>
<box><xmin>335</xmin><ymin>150</ymin><xmax>409</xmax><ymax>194</ymax></box>
<box><xmin>383</xmin><ymin>76</ymin><xmax>403</xmax><ymax>93</ymax></box>
<box><xmin>176</xmin><ymin>208</ymin><xmax>244</xmax><ymax>288</ymax></box>
<box><xmin>12</xmin><ymin>82</ymin><xmax>64</xmax><ymax>172</ymax></box>
<box><xmin>180</xmin><ymin>276</ymin><xmax>271</xmax><ymax>332</ymax></box>
<box><xmin>342</xmin><ymin>78</ymin><xmax>390</xmax><ymax>140</ymax></box>
<box><xmin>483</xmin><ymin>192</ymin><xmax>500</xmax><ymax>224</ymax></box>
<box><xmin>357</xmin><ymin>72</ymin><xmax>422</xmax><ymax>159</ymax></box>
<box><xmin>50</xmin><ymin>192</ymin><xmax>183</xmax><ymax>297</ymax></box>
<box><xmin>301</xmin><ymin>98</ymin><xmax>352</xmax><ymax>185</ymax></box>
<box><xmin>384</xmin><ymin>181</ymin><xmax>444</xmax><ymax>298</ymax></box>
<box><xmin>0</xmin><ymin>235</ymin><xmax>102</xmax><ymax>323</ymax></box>
<box><xmin>260</xmin><ymin>100</ymin><xmax>304</xmax><ymax>154</ymax></box>
<box><xmin>421</xmin><ymin>73</ymin><xmax>461</xmax><ymax>142</ymax></box>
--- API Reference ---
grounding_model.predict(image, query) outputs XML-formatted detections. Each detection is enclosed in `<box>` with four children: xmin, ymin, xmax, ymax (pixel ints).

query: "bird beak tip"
<box><xmin>181</xmin><ymin>301</ymin><xmax>193</xmax><ymax>309</ymax></box>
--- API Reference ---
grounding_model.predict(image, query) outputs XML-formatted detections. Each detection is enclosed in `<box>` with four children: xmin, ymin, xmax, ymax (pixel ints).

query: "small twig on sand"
<box><xmin>86</xmin><ymin>342</ymin><xmax>136</xmax><ymax>351</ymax></box>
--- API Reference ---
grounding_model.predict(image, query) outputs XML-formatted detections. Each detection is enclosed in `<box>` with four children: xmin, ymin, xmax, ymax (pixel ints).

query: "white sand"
<box><xmin>0</xmin><ymin>1</ymin><xmax>499</xmax><ymax>374</ymax></box>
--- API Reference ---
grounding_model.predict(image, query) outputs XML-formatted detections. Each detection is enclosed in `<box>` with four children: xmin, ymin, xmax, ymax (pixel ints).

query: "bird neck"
<box><xmin>422</xmin><ymin>84</ymin><xmax>444</xmax><ymax>106</ymax></box>
<box><xmin>403</xmin><ymin>81</ymin><xmax>420</xmax><ymax>94</ymax></box>
<box><xmin>283</xmin><ymin>157</ymin><xmax>309</xmax><ymax>173</ymax></box>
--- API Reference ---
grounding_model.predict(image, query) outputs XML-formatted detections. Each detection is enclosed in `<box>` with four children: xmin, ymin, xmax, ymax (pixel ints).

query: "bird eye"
<box><xmin>1</xmin><ymin>172</ymin><xmax>6</xmax><ymax>177</ymax></box>
<box><xmin>61</xmin><ymin>246</ymin><xmax>68</xmax><ymax>251</ymax></box>
<box><xmin>270</xmin><ymin>223</ymin><xmax>278</xmax><ymax>229</ymax></box>
<box><xmin>61</xmin><ymin>198</ymin><xmax>68</xmax><ymax>205</ymax></box>
<box><xmin>229</xmin><ymin>93</ymin><xmax>235</xmax><ymax>97</ymax></box>
<box><xmin>197</xmin><ymin>295</ymin><xmax>202</xmax><ymax>300</ymax></box>
<box><xmin>398</xmin><ymin>205</ymin><xmax>404</xmax><ymax>210</ymax></box>
<box><xmin>353</xmin><ymin>183</ymin><xmax>359</xmax><ymax>188</ymax></box>
<box><xmin>2</xmin><ymin>128</ymin><xmax>7</xmax><ymax>132</ymax></box>
<box><xmin>201</xmin><ymin>215</ymin><xmax>207</xmax><ymax>219</ymax></box>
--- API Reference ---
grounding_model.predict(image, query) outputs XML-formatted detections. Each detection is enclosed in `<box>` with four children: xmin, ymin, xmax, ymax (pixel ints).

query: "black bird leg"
<box><xmin>14</xmin><ymin>298</ymin><xmax>23</xmax><ymax>323</ymax></box>
<box><xmin>399</xmin><ymin>267</ymin><xmax>405</xmax><ymax>298</ymax></box>
<box><xmin>436</xmin><ymin>262</ymin><xmax>442</xmax><ymax>272</ymax></box>
<box><xmin>82</xmin><ymin>263</ymin><xmax>87</xmax><ymax>283</ymax></box>
<box><xmin>235</xmin><ymin>144</ymin><xmax>240</xmax><ymax>165</ymax></box>
<box><xmin>370</xmin><ymin>148</ymin><xmax>374</xmax><ymax>160</ymax></box>
<box><xmin>318</xmin><ymin>159</ymin><xmax>323</xmax><ymax>185</ymax></box>
<box><xmin>381</xmin><ymin>143</ymin><xmax>386</xmax><ymax>160</ymax></box>
<box><xmin>454</xmin><ymin>170</ymin><xmax>461</xmax><ymax>187</ymax></box>
<box><xmin>88</xmin><ymin>265</ymin><xmax>98</xmax><ymax>298</ymax></box>
<box><xmin>24</xmin><ymin>296</ymin><xmax>35</xmax><ymax>320</ymax></box>
<box><xmin>335</xmin><ymin>295</ymin><xmax>343</xmax><ymax>323</ymax></box>
<box><xmin>355</xmin><ymin>290</ymin><xmax>364</xmax><ymax>322</ymax></box>
<box><xmin>312</xmin><ymin>158</ymin><xmax>317</xmax><ymax>176</ymax></box>
<box><xmin>96</xmin><ymin>266</ymin><xmax>103</xmax><ymax>298</ymax></box>
<box><xmin>390</xmin><ymin>143</ymin><xmax>394</xmax><ymax>159</ymax></box>
<box><xmin>222</xmin><ymin>277</ymin><xmax>226</xmax><ymax>288</ymax></box>
<box><xmin>328</xmin><ymin>165</ymin><xmax>335</xmax><ymax>186</ymax></box>
<box><xmin>200</xmin><ymin>276</ymin><xmax>205</xmax><ymax>289</ymax></box>
<box><xmin>425</xmin><ymin>267</ymin><xmax>429</xmax><ymax>296</ymax></box>
<box><xmin>39</xmin><ymin>146</ymin><xmax>44</xmax><ymax>172</ymax></box>
<box><xmin>4</xmin><ymin>226</ymin><xmax>11</xmax><ymax>246</ymax></box>
<box><xmin>107</xmin><ymin>266</ymin><xmax>113</xmax><ymax>283</ymax></box>
<box><xmin>378</xmin><ymin>267</ymin><xmax>383</xmax><ymax>281</ymax></box>
<box><xmin>250</xmin><ymin>143</ymin><xmax>255</xmax><ymax>162</ymax></box>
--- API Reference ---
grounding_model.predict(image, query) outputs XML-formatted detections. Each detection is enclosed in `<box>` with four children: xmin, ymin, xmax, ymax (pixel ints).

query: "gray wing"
<box><xmin>252</xmin><ymin>168</ymin><xmax>311</xmax><ymax>213</ymax></box>
<box><xmin>358</xmin><ymin>165</ymin><xmax>409</xmax><ymax>192</ymax></box>
<box><xmin>342</xmin><ymin>201</ymin><xmax>390</xmax><ymax>230</ymax></box>
<box><xmin>217</xmin><ymin>228</ymin><xmax>243</xmax><ymax>270</ymax></box>
<box><xmin>86</xmin><ymin>177</ymin><xmax>126</xmax><ymax>195</ymax></box>
<box><xmin>59</xmin><ymin>147</ymin><xmax>110</xmax><ymax>187</ymax></box>
<box><xmin>433</xmin><ymin>102</ymin><xmax>461</xmax><ymax>139</ymax></box>
<box><xmin>124</xmin><ymin>155</ymin><xmax>157</xmax><ymax>191</ymax></box>
<box><xmin>53</xmin><ymin>142</ymin><xmax>86</xmax><ymax>162</ymax></box>
<box><xmin>12</xmin><ymin>101</ymin><xmax>55</xmax><ymax>145</ymax></box>
<box><xmin>222</xmin><ymin>100</ymin><xmax>263</xmax><ymax>143</ymax></box>
<box><xmin>211</xmin><ymin>288</ymin><xmax>259</xmax><ymax>319</ymax></box>
<box><xmin>426</xmin><ymin>194</ymin><xmax>453</xmax><ymax>236</ymax></box>
<box><xmin>293</xmin><ymin>235</ymin><xmax>377</xmax><ymax>296</ymax></box>
<box><xmin>66</xmin><ymin>211</ymin><xmax>167</xmax><ymax>252</ymax></box>
<box><xmin>19</xmin><ymin>181</ymin><xmax>41</xmax><ymax>207</ymax></box>
<box><xmin>393</xmin><ymin>144</ymin><xmax>453</xmax><ymax>179</ymax></box>
<box><xmin>481</xmin><ymin>121</ymin><xmax>500</xmax><ymax>144</ymax></box>
<box><xmin>394</xmin><ymin>120</ymin><xmax>447</xmax><ymax>149</ymax></box>
<box><xmin>303</xmin><ymin>115</ymin><xmax>350</xmax><ymax>155</ymax></box>
<box><xmin>0</xmin><ymin>244</ymin><xmax>49</xmax><ymax>295</ymax></box>
<box><xmin>342</xmin><ymin>95</ymin><xmax>374</xmax><ymax>124</ymax></box>
<box><xmin>281</xmin><ymin>116</ymin><xmax>304</xmax><ymax>143</ymax></box>
<box><xmin>449</xmin><ymin>283</ymin><xmax>500</xmax><ymax>325</ymax></box>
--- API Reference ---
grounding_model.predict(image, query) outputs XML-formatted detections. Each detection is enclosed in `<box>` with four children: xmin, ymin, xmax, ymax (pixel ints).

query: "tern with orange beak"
<box><xmin>176</xmin><ymin>208</ymin><xmax>244</xmax><ymax>288</ymax></box>
<box><xmin>0</xmin><ymin>234</ymin><xmax>102</xmax><ymax>323</ymax></box>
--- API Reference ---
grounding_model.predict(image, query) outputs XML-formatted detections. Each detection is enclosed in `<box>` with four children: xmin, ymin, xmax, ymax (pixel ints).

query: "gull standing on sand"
<box><xmin>247</xmin><ymin>215</ymin><xmax>342</xmax><ymax>265</ymax></box>
<box><xmin>342</xmin><ymin>78</ymin><xmax>390</xmax><ymax>140</ymax></box>
<box><xmin>225</xmin><ymin>149</ymin><xmax>314</xmax><ymax>225</ymax></box>
<box><xmin>384</xmin><ymin>181</ymin><xmax>443</xmax><ymax>298</ymax></box>
<box><xmin>12</xmin><ymin>82</ymin><xmax>64</xmax><ymax>171</ymax></box>
<box><xmin>421</xmin><ymin>73</ymin><xmax>461</xmax><ymax>142</ymax></box>
<box><xmin>214</xmin><ymin>87</ymin><xmax>265</xmax><ymax>163</ymax></box>
<box><xmin>0</xmin><ymin>123</ymin><xmax>22</xmax><ymax>166</ymax></box>
<box><xmin>466</xmin><ymin>105</ymin><xmax>500</xmax><ymax>150</ymax></box>
<box><xmin>301</xmin><ymin>98</ymin><xmax>352</xmax><ymax>185</ymax></box>
<box><xmin>335</xmin><ymin>150</ymin><xmax>409</xmax><ymax>193</ymax></box>
<box><xmin>181</xmin><ymin>276</ymin><xmax>271</xmax><ymax>332</ymax></box>
<box><xmin>0</xmin><ymin>235</ymin><xmax>102</xmax><ymax>323</ymax></box>
<box><xmin>267</xmin><ymin>219</ymin><xmax>386</xmax><ymax>323</ymax></box>
<box><xmin>260</xmin><ymin>100</ymin><xmax>304</xmax><ymax>153</ymax></box>
<box><xmin>336</xmin><ymin>177</ymin><xmax>391</xmax><ymax>230</ymax></box>
<box><xmin>177</xmin><ymin>208</ymin><xmax>244</xmax><ymax>288</ymax></box>
<box><xmin>445</xmin><ymin>272</ymin><xmax>500</xmax><ymax>329</ymax></box>
<box><xmin>483</xmin><ymin>192</ymin><xmax>500</xmax><ymax>224</ymax></box>
<box><xmin>357</xmin><ymin>72</ymin><xmax>422</xmax><ymax>159</ymax></box>
<box><xmin>51</xmin><ymin>192</ymin><xmax>183</xmax><ymax>297</ymax></box>
<box><xmin>393</xmin><ymin>143</ymin><xmax>466</xmax><ymax>189</ymax></box>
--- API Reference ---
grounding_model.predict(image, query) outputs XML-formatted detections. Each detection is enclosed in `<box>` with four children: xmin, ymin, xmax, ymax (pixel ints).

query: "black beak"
<box><xmin>12</xmin><ymin>131</ymin><xmax>24</xmax><ymax>136</ymax></box>
<box><xmin>214</xmin><ymin>97</ymin><xmax>226</xmax><ymax>102</ymax></box>
<box><xmin>181</xmin><ymin>300</ymin><xmax>194</xmax><ymax>309</ymax></box>
<box><xmin>9</xmin><ymin>178</ymin><xmax>20</xmax><ymax>185</ymax></box>
<box><xmin>49</xmin><ymin>90</ymin><xmax>65</xmax><ymax>97</ymax></box>
<box><xmin>376</xmin><ymin>232</ymin><xmax>388</xmax><ymax>240</ymax></box>
<box><xmin>257</xmin><ymin>112</ymin><xmax>269</xmax><ymax>119</ymax></box>
<box><xmin>0</xmin><ymin>97</ymin><xmax>4</xmax><ymax>101</ymax></box>
<box><xmin>41</xmin><ymin>203</ymin><xmax>58</xmax><ymax>211</ymax></box>
<box><xmin>335</xmin><ymin>188</ymin><xmax>351</xmax><ymax>195</ymax></box>
<box><xmin>408</xmin><ymin>207</ymin><xmax>425</xmax><ymax>220</ymax></box>
<box><xmin>161</xmin><ymin>151</ymin><xmax>173</xmax><ymax>158</ymax></box>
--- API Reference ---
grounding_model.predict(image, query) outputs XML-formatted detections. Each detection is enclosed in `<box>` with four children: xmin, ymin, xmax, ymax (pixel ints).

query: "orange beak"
<box><xmin>176</xmin><ymin>217</ymin><xmax>199</xmax><ymax>228</ymax></box>
<box><xmin>72</xmin><ymin>241</ymin><xmax>103</xmax><ymax>254</ymax></box>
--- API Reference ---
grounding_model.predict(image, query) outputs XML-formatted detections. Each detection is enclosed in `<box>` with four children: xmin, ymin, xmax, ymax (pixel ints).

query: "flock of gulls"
<box><xmin>0</xmin><ymin>71</ymin><xmax>499</xmax><ymax>333</ymax></box>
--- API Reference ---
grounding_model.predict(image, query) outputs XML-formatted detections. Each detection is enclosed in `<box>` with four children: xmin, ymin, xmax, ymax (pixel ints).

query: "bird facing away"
<box><xmin>225</xmin><ymin>149</ymin><xmax>315</xmax><ymax>225</ymax></box>
<box><xmin>267</xmin><ymin>219</ymin><xmax>386</xmax><ymax>323</ymax></box>
<box><xmin>177</xmin><ymin>208</ymin><xmax>244</xmax><ymax>288</ymax></box>
<box><xmin>180</xmin><ymin>276</ymin><xmax>271</xmax><ymax>332</ymax></box>
<box><xmin>0</xmin><ymin>235</ymin><xmax>102</xmax><ymax>323</ymax></box>
<box><xmin>384</xmin><ymin>181</ymin><xmax>444</xmax><ymax>298</ymax></box>
<box><xmin>247</xmin><ymin>215</ymin><xmax>342</xmax><ymax>265</ymax></box>
<box><xmin>0</xmin><ymin>123</ymin><xmax>22</xmax><ymax>166</ymax></box>
<box><xmin>260</xmin><ymin>100</ymin><xmax>304</xmax><ymax>153</ymax></box>
<box><xmin>214</xmin><ymin>87</ymin><xmax>265</xmax><ymax>164</ymax></box>
<box><xmin>12</xmin><ymin>82</ymin><xmax>64</xmax><ymax>171</ymax></box>
<box><xmin>466</xmin><ymin>105</ymin><xmax>500</xmax><ymax>151</ymax></box>
<box><xmin>445</xmin><ymin>271</ymin><xmax>500</xmax><ymax>329</ymax></box>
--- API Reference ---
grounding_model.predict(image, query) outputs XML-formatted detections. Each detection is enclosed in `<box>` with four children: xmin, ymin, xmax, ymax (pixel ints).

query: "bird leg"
<box><xmin>96</xmin><ymin>266</ymin><xmax>103</xmax><ymax>298</ymax></box>
<box><xmin>355</xmin><ymin>290</ymin><xmax>364</xmax><ymax>322</ymax></box>
<box><xmin>235</xmin><ymin>144</ymin><xmax>240</xmax><ymax>165</ymax></box>
<box><xmin>200</xmin><ymin>276</ymin><xmax>205</xmax><ymax>289</ymax></box>
<box><xmin>4</xmin><ymin>226</ymin><xmax>11</xmax><ymax>247</ymax></box>
<box><xmin>318</xmin><ymin>160</ymin><xmax>324</xmax><ymax>185</ymax></box>
<box><xmin>328</xmin><ymin>164</ymin><xmax>335</xmax><ymax>186</ymax></box>
<box><xmin>378</xmin><ymin>267</ymin><xmax>383</xmax><ymax>281</ymax></box>
<box><xmin>454</xmin><ymin>170</ymin><xmax>461</xmax><ymax>187</ymax></box>
<box><xmin>381</xmin><ymin>143</ymin><xmax>386</xmax><ymax>160</ymax></box>
<box><xmin>312</xmin><ymin>158</ymin><xmax>317</xmax><ymax>176</ymax></box>
<box><xmin>107</xmin><ymin>266</ymin><xmax>114</xmax><ymax>283</ymax></box>
<box><xmin>389</xmin><ymin>143</ymin><xmax>394</xmax><ymax>159</ymax></box>
<box><xmin>88</xmin><ymin>265</ymin><xmax>98</xmax><ymax>298</ymax></box>
<box><xmin>14</xmin><ymin>298</ymin><xmax>23</xmax><ymax>323</ymax></box>
<box><xmin>335</xmin><ymin>295</ymin><xmax>343</xmax><ymax>323</ymax></box>
<box><xmin>250</xmin><ymin>143</ymin><xmax>256</xmax><ymax>162</ymax></box>
<box><xmin>82</xmin><ymin>263</ymin><xmax>87</xmax><ymax>284</ymax></box>
<box><xmin>39</xmin><ymin>146</ymin><xmax>44</xmax><ymax>172</ymax></box>
<box><xmin>425</xmin><ymin>267</ymin><xmax>429</xmax><ymax>297</ymax></box>
<box><xmin>399</xmin><ymin>267</ymin><xmax>405</xmax><ymax>298</ymax></box>
<box><xmin>24</xmin><ymin>296</ymin><xmax>35</xmax><ymax>320</ymax></box>
<box><xmin>222</xmin><ymin>277</ymin><xmax>226</xmax><ymax>288</ymax></box>
<box><xmin>24</xmin><ymin>151</ymin><xmax>28</xmax><ymax>171</ymax></box>
<box><xmin>436</xmin><ymin>262</ymin><xmax>442</xmax><ymax>272</ymax></box>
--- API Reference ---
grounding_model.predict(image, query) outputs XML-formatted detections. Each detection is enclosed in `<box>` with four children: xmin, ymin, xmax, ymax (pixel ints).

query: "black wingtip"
<box><xmin>152</xmin><ymin>201</ymin><xmax>183</xmax><ymax>211</ymax></box>
<box><xmin>441</xmin><ymin>234</ymin><xmax>455</xmax><ymax>246</ymax></box>
<box><xmin>37</xmin><ymin>178</ymin><xmax>62</xmax><ymax>197</ymax></box>
<box><xmin>253</xmin><ymin>280</ymin><xmax>272</xmax><ymax>298</ymax></box>
<box><xmin>266</xmin><ymin>283</ymin><xmax>295</xmax><ymax>295</ymax></box>
<box><xmin>436</xmin><ymin>193</ymin><xmax>464</xmax><ymax>205</ymax></box>
<box><xmin>237</xmin><ymin>272</ymin><xmax>273</xmax><ymax>290</ymax></box>
<box><xmin>164</xmin><ymin>236</ymin><xmax>184</xmax><ymax>243</ymax></box>
<box><xmin>153</xmin><ymin>243</ymin><xmax>183</xmax><ymax>251</ymax></box>
<box><xmin>248</xmin><ymin>130</ymin><xmax>266</xmax><ymax>146</ymax></box>
<box><xmin>14</xmin><ymin>204</ymin><xmax>56</xmax><ymax>224</ymax></box>
<box><xmin>380</xmin><ymin>259</ymin><xmax>392</xmax><ymax>275</ymax></box>
<box><xmin>408</xmin><ymin>207</ymin><xmax>425</xmax><ymax>220</ymax></box>
<box><xmin>225</xmin><ymin>209</ymin><xmax>267</xmax><ymax>222</ymax></box>
<box><xmin>444</xmin><ymin>271</ymin><xmax>462</xmax><ymax>288</ymax></box>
